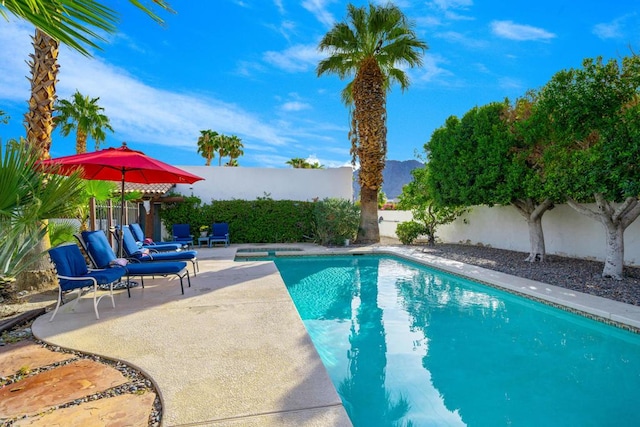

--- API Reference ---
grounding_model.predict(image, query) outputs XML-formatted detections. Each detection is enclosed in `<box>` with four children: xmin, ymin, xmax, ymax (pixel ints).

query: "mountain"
<box><xmin>353</xmin><ymin>159</ymin><xmax>424</xmax><ymax>201</ymax></box>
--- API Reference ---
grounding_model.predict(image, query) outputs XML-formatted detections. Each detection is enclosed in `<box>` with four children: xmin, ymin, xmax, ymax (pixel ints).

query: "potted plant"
<box><xmin>199</xmin><ymin>225</ymin><xmax>209</xmax><ymax>237</ymax></box>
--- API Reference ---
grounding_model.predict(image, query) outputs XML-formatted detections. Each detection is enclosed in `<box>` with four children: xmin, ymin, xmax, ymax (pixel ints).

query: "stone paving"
<box><xmin>0</xmin><ymin>340</ymin><xmax>156</xmax><ymax>426</ymax></box>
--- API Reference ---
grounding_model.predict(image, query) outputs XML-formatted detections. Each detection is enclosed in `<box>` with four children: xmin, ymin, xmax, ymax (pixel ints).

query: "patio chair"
<box><xmin>129</xmin><ymin>223</ymin><xmax>184</xmax><ymax>252</ymax></box>
<box><xmin>48</xmin><ymin>243</ymin><xmax>125</xmax><ymax>321</ymax></box>
<box><xmin>172</xmin><ymin>223</ymin><xmax>194</xmax><ymax>247</ymax></box>
<box><xmin>116</xmin><ymin>226</ymin><xmax>199</xmax><ymax>276</ymax></box>
<box><xmin>208</xmin><ymin>222</ymin><xmax>230</xmax><ymax>247</ymax></box>
<box><xmin>78</xmin><ymin>230</ymin><xmax>191</xmax><ymax>297</ymax></box>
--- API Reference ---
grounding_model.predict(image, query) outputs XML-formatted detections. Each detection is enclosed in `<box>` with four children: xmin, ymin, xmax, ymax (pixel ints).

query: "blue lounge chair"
<box><xmin>129</xmin><ymin>223</ymin><xmax>185</xmax><ymax>252</ymax></box>
<box><xmin>172</xmin><ymin>223</ymin><xmax>194</xmax><ymax>247</ymax></box>
<box><xmin>208</xmin><ymin>222</ymin><xmax>230</xmax><ymax>247</ymax></box>
<box><xmin>79</xmin><ymin>230</ymin><xmax>191</xmax><ymax>296</ymax></box>
<box><xmin>48</xmin><ymin>244</ymin><xmax>125</xmax><ymax>321</ymax></box>
<box><xmin>119</xmin><ymin>226</ymin><xmax>199</xmax><ymax>275</ymax></box>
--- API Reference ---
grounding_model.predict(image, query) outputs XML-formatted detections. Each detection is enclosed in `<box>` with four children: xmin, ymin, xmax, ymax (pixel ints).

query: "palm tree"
<box><xmin>54</xmin><ymin>90</ymin><xmax>114</xmax><ymax>153</ymax></box>
<box><xmin>225</xmin><ymin>135</ymin><xmax>244</xmax><ymax>166</ymax></box>
<box><xmin>197</xmin><ymin>129</ymin><xmax>220</xmax><ymax>166</ymax></box>
<box><xmin>317</xmin><ymin>3</ymin><xmax>427</xmax><ymax>243</ymax></box>
<box><xmin>0</xmin><ymin>141</ymin><xmax>84</xmax><ymax>298</ymax></box>
<box><xmin>4</xmin><ymin>0</ymin><xmax>173</xmax><ymax>287</ymax></box>
<box><xmin>286</xmin><ymin>157</ymin><xmax>310</xmax><ymax>168</ymax></box>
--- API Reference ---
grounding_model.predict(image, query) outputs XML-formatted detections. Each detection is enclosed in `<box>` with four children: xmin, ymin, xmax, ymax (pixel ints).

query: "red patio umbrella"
<box><xmin>38</xmin><ymin>142</ymin><xmax>203</xmax><ymax>256</ymax></box>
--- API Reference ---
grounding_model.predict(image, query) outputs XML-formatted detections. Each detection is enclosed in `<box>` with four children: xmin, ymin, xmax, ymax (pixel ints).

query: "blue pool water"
<box><xmin>273</xmin><ymin>254</ymin><xmax>640</xmax><ymax>427</ymax></box>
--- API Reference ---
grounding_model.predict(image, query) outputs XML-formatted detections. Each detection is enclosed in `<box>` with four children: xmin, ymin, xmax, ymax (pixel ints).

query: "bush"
<box><xmin>312</xmin><ymin>198</ymin><xmax>359</xmax><ymax>246</ymax></box>
<box><xmin>160</xmin><ymin>198</ymin><xmax>315</xmax><ymax>243</ymax></box>
<box><xmin>396</xmin><ymin>221</ymin><xmax>427</xmax><ymax>245</ymax></box>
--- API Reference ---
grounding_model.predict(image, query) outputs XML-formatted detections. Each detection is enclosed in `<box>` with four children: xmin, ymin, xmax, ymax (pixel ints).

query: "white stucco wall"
<box><xmin>378</xmin><ymin>204</ymin><xmax>640</xmax><ymax>266</ymax></box>
<box><xmin>173</xmin><ymin>166</ymin><xmax>354</xmax><ymax>202</ymax></box>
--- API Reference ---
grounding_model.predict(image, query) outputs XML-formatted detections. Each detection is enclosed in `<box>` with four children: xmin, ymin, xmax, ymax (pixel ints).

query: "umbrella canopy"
<box><xmin>38</xmin><ymin>142</ymin><xmax>203</xmax><ymax>185</ymax></box>
<box><xmin>38</xmin><ymin>142</ymin><xmax>204</xmax><ymax>256</ymax></box>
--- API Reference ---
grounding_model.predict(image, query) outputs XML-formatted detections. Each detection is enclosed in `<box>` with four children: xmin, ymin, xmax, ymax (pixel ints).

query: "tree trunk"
<box><xmin>352</xmin><ymin>56</ymin><xmax>386</xmax><ymax>244</ymax></box>
<box><xmin>567</xmin><ymin>195</ymin><xmax>640</xmax><ymax>279</ymax></box>
<box><xmin>17</xmin><ymin>29</ymin><xmax>61</xmax><ymax>292</ymax></box>
<box><xmin>357</xmin><ymin>186</ymin><xmax>380</xmax><ymax>243</ymax></box>
<box><xmin>511</xmin><ymin>198</ymin><xmax>553</xmax><ymax>262</ymax></box>
<box><xmin>24</xmin><ymin>29</ymin><xmax>59</xmax><ymax>158</ymax></box>
<box><xmin>602</xmin><ymin>222</ymin><xmax>624</xmax><ymax>279</ymax></box>
<box><xmin>14</xmin><ymin>220</ymin><xmax>57</xmax><ymax>292</ymax></box>
<box><xmin>76</xmin><ymin>130</ymin><xmax>88</xmax><ymax>153</ymax></box>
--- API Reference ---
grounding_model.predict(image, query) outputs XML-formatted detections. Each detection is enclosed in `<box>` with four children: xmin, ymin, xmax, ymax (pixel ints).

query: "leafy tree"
<box><xmin>196</xmin><ymin>129</ymin><xmax>220</xmax><ymax>166</ymax></box>
<box><xmin>317</xmin><ymin>3</ymin><xmax>427</xmax><ymax>243</ymax></box>
<box><xmin>54</xmin><ymin>90</ymin><xmax>114</xmax><ymax>153</ymax></box>
<box><xmin>426</xmin><ymin>100</ymin><xmax>554</xmax><ymax>261</ymax></box>
<box><xmin>398</xmin><ymin>167</ymin><xmax>466</xmax><ymax>245</ymax></box>
<box><xmin>535</xmin><ymin>56</ymin><xmax>640</xmax><ymax>278</ymax></box>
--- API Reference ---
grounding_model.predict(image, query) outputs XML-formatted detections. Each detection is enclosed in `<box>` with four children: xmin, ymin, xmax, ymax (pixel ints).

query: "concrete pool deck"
<box><xmin>31</xmin><ymin>244</ymin><xmax>640</xmax><ymax>426</ymax></box>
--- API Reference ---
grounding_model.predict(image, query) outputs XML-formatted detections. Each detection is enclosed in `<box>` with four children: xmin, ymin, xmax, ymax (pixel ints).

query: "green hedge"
<box><xmin>160</xmin><ymin>197</ymin><xmax>315</xmax><ymax>243</ymax></box>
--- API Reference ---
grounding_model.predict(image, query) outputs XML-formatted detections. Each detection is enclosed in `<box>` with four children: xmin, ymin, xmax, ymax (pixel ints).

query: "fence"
<box><xmin>378</xmin><ymin>204</ymin><xmax>640</xmax><ymax>266</ymax></box>
<box><xmin>90</xmin><ymin>199</ymin><xmax>138</xmax><ymax>245</ymax></box>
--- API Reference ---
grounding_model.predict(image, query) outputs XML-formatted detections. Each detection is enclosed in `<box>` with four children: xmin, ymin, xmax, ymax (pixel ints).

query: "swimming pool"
<box><xmin>273</xmin><ymin>254</ymin><xmax>640</xmax><ymax>427</ymax></box>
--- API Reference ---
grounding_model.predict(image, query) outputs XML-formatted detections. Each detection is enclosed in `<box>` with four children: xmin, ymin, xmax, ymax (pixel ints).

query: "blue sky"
<box><xmin>1</xmin><ymin>0</ymin><xmax>639</xmax><ymax>168</ymax></box>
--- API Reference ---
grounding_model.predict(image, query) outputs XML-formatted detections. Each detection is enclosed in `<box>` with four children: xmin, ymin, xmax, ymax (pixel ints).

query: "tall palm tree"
<box><xmin>225</xmin><ymin>134</ymin><xmax>244</xmax><ymax>166</ymax></box>
<box><xmin>317</xmin><ymin>3</ymin><xmax>427</xmax><ymax>243</ymax></box>
<box><xmin>4</xmin><ymin>0</ymin><xmax>173</xmax><ymax>288</ymax></box>
<box><xmin>4</xmin><ymin>0</ymin><xmax>173</xmax><ymax>157</ymax></box>
<box><xmin>197</xmin><ymin>129</ymin><xmax>220</xmax><ymax>166</ymax></box>
<box><xmin>55</xmin><ymin>90</ymin><xmax>114</xmax><ymax>153</ymax></box>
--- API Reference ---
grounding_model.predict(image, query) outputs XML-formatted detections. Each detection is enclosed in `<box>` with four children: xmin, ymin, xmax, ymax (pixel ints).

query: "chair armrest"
<box><xmin>57</xmin><ymin>274</ymin><xmax>98</xmax><ymax>284</ymax></box>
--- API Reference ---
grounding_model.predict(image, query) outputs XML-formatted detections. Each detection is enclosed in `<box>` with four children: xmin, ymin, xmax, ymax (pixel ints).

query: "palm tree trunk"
<box><xmin>353</xmin><ymin>57</ymin><xmax>386</xmax><ymax>244</ymax></box>
<box><xmin>24</xmin><ymin>29</ymin><xmax>59</xmax><ymax>159</ymax></box>
<box><xmin>16</xmin><ymin>29</ymin><xmax>61</xmax><ymax>292</ymax></box>
<box><xmin>76</xmin><ymin>130</ymin><xmax>88</xmax><ymax>153</ymax></box>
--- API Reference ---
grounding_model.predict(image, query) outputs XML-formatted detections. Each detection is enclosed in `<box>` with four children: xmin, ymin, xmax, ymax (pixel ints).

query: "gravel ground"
<box><xmin>415</xmin><ymin>243</ymin><xmax>640</xmax><ymax>307</ymax></box>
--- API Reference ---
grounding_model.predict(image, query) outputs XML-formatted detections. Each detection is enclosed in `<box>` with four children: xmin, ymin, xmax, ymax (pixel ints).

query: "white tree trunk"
<box><xmin>567</xmin><ymin>195</ymin><xmax>640</xmax><ymax>279</ymax></box>
<box><xmin>511</xmin><ymin>198</ymin><xmax>553</xmax><ymax>262</ymax></box>
<box><xmin>602</xmin><ymin>222</ymin><xmax>624</xmax><ymax>279</ymax></box>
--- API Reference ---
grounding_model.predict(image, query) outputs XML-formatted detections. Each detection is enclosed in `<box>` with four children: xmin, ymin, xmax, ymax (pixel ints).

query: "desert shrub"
<box><xmin>313</xmin><ymin>198</ymin><xmax>360</xmax><ymax>246</ymax></box>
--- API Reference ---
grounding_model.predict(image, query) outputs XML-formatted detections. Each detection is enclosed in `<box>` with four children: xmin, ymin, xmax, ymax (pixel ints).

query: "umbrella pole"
<box><xmin>120</xmin><ymin>171</ymin><xmax>125</xmax><ymax>258</ymax></box>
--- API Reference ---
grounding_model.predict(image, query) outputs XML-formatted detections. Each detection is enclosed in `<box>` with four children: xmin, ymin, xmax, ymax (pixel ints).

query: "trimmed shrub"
<box><xmin>396</xmin><ymin>221</ymin><xmax>427</xmax><ymax>245</ymax></box>
<box><xmin>312</xmin><ymin>198</ymin><xmax>360</xmax><ymax>246</ymax></box>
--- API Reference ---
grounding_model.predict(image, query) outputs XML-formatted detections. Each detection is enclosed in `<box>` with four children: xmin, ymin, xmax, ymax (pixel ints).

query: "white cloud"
<box><xmin>0</xmin><ymin>20</ymin><xmax>34</xmax><ymax>100</ymax></box>
<box><xmin>592</xmin><ymin>22</ymin><xmax>622</xmax><ymax>39</ymax></box>
<box><xmin>263</xmin><ymin>44</ymin><xmax>322</xmax><ymax>72</ymax></box>
<box><xmin>414</xmin><ymin>53</ymin><xmax>454</xmax><ymax>83</ymax></box>
<box><xmin>301</xmin><ymin>0</ymin><xmax>336</xmax><ymax>28</ymax></box>
<box><xmin>435</xmin><ymin>31</ymin><xmax>488</xmax><ymax>49</ymax></box>
<box><xmin>429</xmin><ymin>0</ymin><xmax>473</xmax><ymax>9</ymax></box>
<box><xmin>491</xmin><ymin>20</ymin><xmax>556</xmax><ymax>41</ymax></box>
<box><xmin>592</xmin><ymin>14</ymin><xmax>636</xmax><ymax>40</ymax></box>
<box><xmin>281</xmin><ymin>101</ymin><xmax>311</xmax><ymax>112</ymax></box>
<box><xmin>427</xmin><ymin>0</ymin><xmax>474</xmax><ymax>20</ymax></box>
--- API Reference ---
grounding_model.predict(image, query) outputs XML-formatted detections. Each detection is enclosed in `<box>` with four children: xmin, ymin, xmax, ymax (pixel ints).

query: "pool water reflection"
<box><xmin>274</xmin><ymin>255</ymin><xmax>640</xmax><ymax>427</ymax></box>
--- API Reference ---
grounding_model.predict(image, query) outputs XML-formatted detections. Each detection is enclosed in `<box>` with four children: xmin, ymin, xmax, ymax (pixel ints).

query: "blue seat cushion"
<box><xmin>125</xmin><ymin>261</ymin><xmax>187</xmax><ymax>275</ymax></box>
<box><xmin>131</xmin><ymin>250</ymin><xmax>197</xmax><ymax>262</ymax></box>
